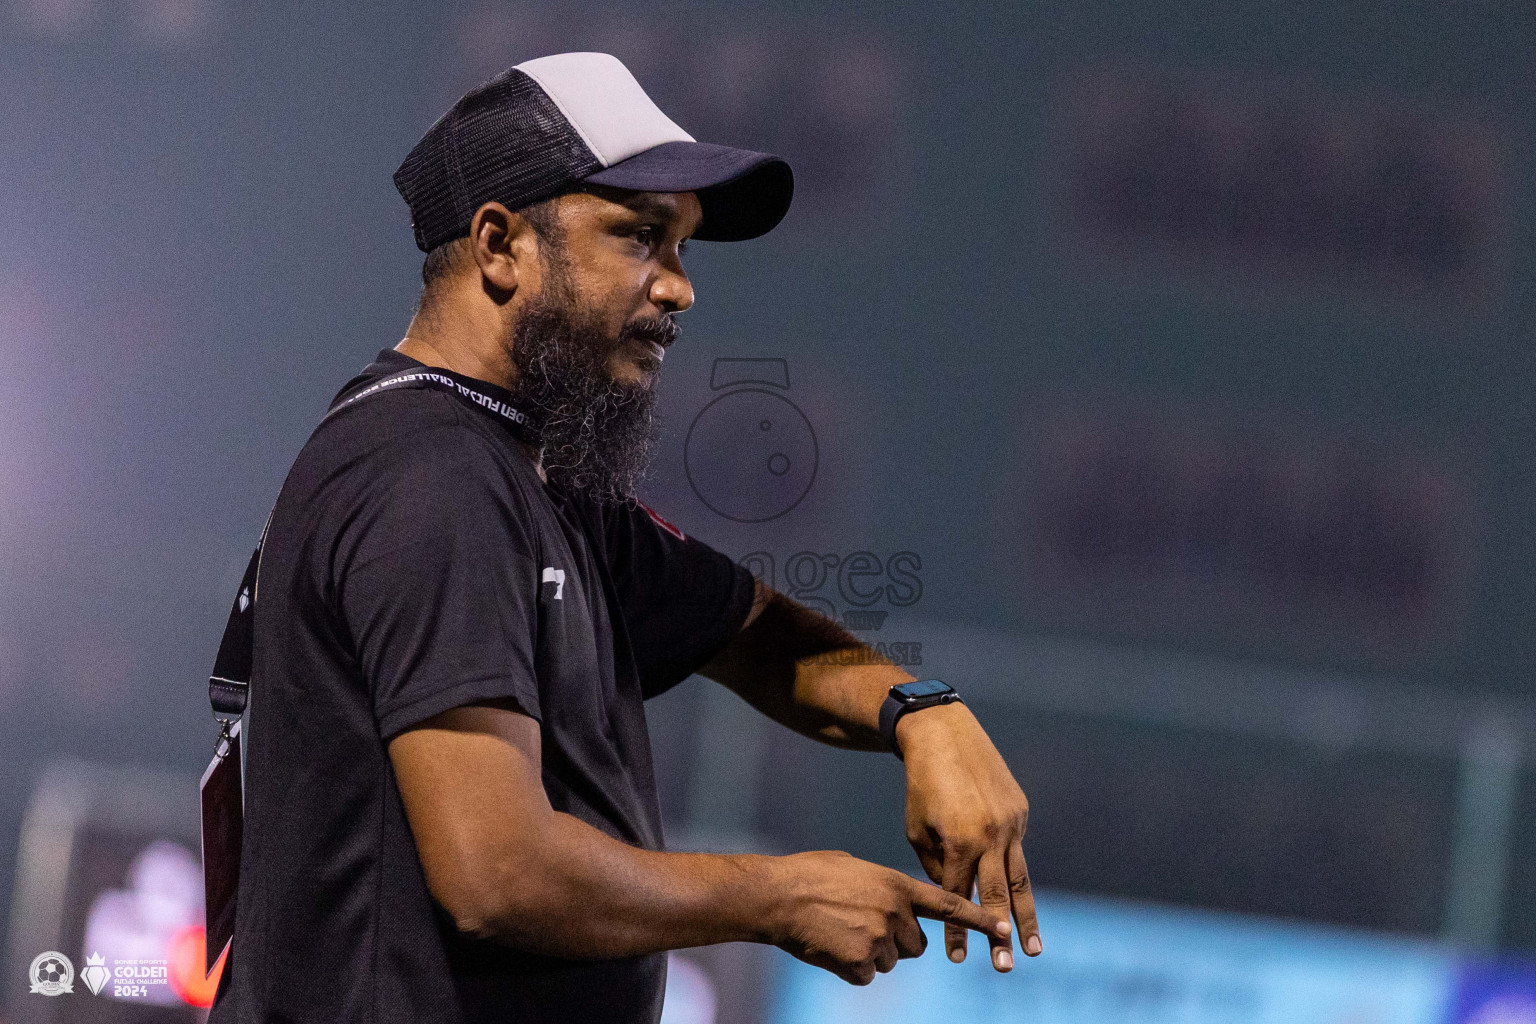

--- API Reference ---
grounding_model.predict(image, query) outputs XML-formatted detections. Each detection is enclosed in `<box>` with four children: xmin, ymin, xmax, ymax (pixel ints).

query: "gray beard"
<box><xmin>506</xmin><ymin>294</ymin><xmax>669</xmax><ymax>504</ymax></box>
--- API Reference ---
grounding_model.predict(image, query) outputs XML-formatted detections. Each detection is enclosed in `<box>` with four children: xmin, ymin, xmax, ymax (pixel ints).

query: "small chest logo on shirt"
<box><xmin>639</xmin><ymin>501</ymin><xmax>686</xmax><ymax>541</ymax></box>
<box><xmin>541</xmin><ymin>566</ymin><xmax>566</xmax><ymax>600</ymax></box>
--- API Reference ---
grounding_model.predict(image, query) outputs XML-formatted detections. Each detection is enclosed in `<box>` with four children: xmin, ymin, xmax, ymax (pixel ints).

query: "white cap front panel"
<box><xmin>515</xmin><ymin>52</ymin><xmax>695</xmax><ymax>167</ymax></box>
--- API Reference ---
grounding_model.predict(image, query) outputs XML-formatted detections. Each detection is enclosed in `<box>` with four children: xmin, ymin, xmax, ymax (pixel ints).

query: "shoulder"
<box><xmin>277</xmin><ymin>387</ymin><xmax>540</xmax><ymax>540</ymax></box>
<box><xmin>297</xmin><ymin>388</ymin><xmax>517</xmax><ymax>484</ymax></box>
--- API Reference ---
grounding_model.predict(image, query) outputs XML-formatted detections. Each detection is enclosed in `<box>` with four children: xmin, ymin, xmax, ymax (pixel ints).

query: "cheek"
<box><xmin>572</xmin><ymin>257</ymin><xmax>652</xmax><ymax>326</ymax></box>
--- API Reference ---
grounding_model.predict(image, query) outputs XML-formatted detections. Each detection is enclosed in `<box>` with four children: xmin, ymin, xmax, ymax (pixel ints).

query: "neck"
<box><xmin>396</xmin><ymin>300</ymin><xmax>548</xmax><ymax>483</ymax></box>
<box><xmin>397</xmin><ymin>287</ymin><xmax>516</xmax><ymax>391</ymax></box>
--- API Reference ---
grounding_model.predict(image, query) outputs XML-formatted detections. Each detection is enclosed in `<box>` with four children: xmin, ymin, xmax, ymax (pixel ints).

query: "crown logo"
<box><xmin>81</xmin><ymin>951</ymin><xmax>111</xmax><ymax>996</ymax></box>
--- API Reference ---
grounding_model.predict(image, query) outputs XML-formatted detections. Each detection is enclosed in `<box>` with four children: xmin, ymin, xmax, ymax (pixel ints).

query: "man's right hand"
<box><xmin>762</xmin><ymin>849</ymin><xmax>1012</xmax><ymax>986</ymax></box>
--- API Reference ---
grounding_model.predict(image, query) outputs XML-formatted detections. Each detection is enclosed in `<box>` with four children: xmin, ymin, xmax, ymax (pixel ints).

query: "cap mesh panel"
<box><xmin>393</xmin><ymin>69</ymin><xmax>601</xmax><ymax>253</ymax></box>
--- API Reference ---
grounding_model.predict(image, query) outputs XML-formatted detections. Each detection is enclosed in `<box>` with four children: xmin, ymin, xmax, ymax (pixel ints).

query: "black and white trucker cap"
<box><xmin>394</xmin><ymin>52</ymin><xmax>794</xmax><ymax>252</ymax></box>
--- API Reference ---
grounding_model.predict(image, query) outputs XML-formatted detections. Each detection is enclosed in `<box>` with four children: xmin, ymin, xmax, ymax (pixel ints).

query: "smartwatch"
<box><xmin>878</xmin><ymin>679</ymin><xmax>961</xmax><ymax>760</ymax></box>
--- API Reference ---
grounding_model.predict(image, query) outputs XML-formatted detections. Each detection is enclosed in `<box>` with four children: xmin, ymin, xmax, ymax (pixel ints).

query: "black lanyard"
<box><xmin>206</xmin><ymin>363</ymin><xmax>540</xmax><ymax>733</ymax></box>
<box><xmin>200</xmin><ymin>361</ymin><xmax>540</xmax><ymax>976</ymax></box>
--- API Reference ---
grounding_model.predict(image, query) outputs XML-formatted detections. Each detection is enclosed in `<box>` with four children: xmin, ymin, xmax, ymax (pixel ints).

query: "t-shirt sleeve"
<box><xmin>329</xmin><ymin>425</ymin><xmax>543</xmax><ymax>740</ymax></box>
<box><xmin>601</xmin><ymin>499</ymin><xmax>756</xmax><ymax>699</ymax></box>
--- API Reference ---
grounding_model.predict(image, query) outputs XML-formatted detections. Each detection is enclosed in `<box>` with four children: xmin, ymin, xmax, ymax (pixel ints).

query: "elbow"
<box><xmin>441</xmin><ymin>894</ymin><xmax>505</xmax><ymax>943</ymax></box>
<box><xmin>433</xmin><ymin>878</ymin><xmax>507</xmax><ymax>942</ymax></box>
<box><xmin>426</xmin><ymin>850</ymin><xmax>527</xmax><ymax>943</ymax></box>
<box><xmin>431</xmin><ymin>854</ymin><xmax>557</xmax><ymax>949</ymax></box>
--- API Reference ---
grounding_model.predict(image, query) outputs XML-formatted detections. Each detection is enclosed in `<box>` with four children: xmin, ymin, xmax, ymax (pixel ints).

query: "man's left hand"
<box><xmin>897</xmin><ymin>701</ymin><xmax>1040</xmax><ymax>971</ymax></box>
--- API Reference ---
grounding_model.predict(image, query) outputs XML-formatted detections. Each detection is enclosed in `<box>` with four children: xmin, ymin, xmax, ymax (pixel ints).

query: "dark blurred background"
<box><xmin>2</xmin><ymin>1</ymin><xmax>1534</xmax><ymax>1021</ymax></box>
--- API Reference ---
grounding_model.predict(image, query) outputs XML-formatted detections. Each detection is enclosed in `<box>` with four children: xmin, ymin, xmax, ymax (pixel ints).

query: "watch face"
<box><xmin>896</xmin><ymin>679</ymin><xmax>951</xmax><ymax>700</ymax></box>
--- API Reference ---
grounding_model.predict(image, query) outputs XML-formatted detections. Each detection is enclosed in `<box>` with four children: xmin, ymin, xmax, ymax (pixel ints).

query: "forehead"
<box><xmin>561</xmin><ymin>187</ymin><xmax>703</xmax><ymax>235</ymax></box>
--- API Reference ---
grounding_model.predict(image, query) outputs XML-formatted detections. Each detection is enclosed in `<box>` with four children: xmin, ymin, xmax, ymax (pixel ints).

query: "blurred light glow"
<box><xmin>167</xmin><ymin>924</ymin><xmax>222</xmax><ymax>1007</ymax></box>
<box><xmin>662</xmin><ymin>952</ymin><xmax>718</xmax><ymax>1024</ymax></box>
<box><xmin>81</xmin><ymin>839</ymin><xmax>205</xmax><ymax>1005</ymax></box>
<box><xmin>770</xmin><ymin>890</ymin><xmax>1535</xmax><ymax>1024</ymax></box>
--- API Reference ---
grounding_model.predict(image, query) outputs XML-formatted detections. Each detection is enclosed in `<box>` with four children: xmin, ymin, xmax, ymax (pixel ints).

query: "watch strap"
<box><xmin>879</xmin><ymin>686</ymin><xmax>962</xmax><ymax>761</ymax></box>
<box><xmin>878</xmin><ymin>693</ymin><xmax>905</xmax><ymax>759</ymax></box>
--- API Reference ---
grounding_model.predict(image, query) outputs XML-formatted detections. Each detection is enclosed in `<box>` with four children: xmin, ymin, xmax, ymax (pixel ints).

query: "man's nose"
<box><xmin>650</xmin><ymin>264</ymin><xmax>694</xmax><ymax>314</ymax></box>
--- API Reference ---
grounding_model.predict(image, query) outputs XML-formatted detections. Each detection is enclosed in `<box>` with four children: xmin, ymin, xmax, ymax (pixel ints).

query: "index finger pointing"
<box><xmin>903</xmin><ymin>875</ymin><xmax>1011</xmax><ymax>942</ymax></box>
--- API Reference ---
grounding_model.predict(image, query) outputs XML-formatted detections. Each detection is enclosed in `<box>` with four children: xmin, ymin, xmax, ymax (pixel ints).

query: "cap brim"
<box><xmin>581</xmin><ymin>140</ymin><xmax>793</xmax><ymax>241</ymax></box>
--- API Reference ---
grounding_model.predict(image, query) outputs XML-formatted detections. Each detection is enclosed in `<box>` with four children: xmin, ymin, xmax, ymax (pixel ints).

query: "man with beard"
<box><xmin>208</xmin><ymin>53</ymin><xmax>1038</xmax><ymax>1024</ymax></box>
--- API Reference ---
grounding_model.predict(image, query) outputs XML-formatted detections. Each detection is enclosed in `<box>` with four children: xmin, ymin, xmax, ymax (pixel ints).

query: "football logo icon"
<box><xmin>29</xmin><ymin>951</ymin><xmax>74</xmax><ymax>996</ymax></box>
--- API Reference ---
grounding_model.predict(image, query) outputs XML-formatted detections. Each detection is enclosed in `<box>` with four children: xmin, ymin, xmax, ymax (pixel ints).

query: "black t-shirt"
<box><xmin>208</xmin><ymin>349</ymin><xmax>756</xmax><ymax>1024</ymax></box>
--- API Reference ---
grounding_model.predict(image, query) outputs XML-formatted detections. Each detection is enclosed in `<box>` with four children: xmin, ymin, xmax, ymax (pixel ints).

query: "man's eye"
<box><xmin>633</xmin><ymin>226</ymin><xmax>657</xmax><ymax>248</ymax></box>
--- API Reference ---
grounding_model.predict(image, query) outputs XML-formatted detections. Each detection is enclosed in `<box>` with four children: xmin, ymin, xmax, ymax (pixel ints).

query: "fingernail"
<box><xmin>949</xmin><ymin>947</ymin><xmax>965</xmax><ymax>964</ymax></box>
<box><xmin>994</xmin><ymin>949</ymin><xmax>1013</xmax><ymax>970</ymax></box>
<box><xmin>1026</xmin><ymin>935</ymin><xmax>1042</xmax><ymax>956</ymax></box>
<box><xmin>997</xmin><ymin>920</ymin><xmax>1011</xmax><ymax>937</ymax></box>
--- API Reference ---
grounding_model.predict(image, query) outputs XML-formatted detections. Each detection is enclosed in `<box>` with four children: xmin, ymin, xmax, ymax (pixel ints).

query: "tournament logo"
<box><xmin>29</xmin><ymin>951</ymin><xmax>74</xmax><ymax>996</ymax></box>
<box><xmin>81</xmin><ymin>952</ymin><xmax>111</xmax><ymax>995</ymax></box>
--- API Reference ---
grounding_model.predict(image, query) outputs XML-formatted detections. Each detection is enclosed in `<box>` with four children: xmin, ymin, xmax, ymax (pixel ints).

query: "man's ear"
<box><xmin>467</xmin><ymin>201</ymin><xmax>538</xmax><ymax>298</ymax></box>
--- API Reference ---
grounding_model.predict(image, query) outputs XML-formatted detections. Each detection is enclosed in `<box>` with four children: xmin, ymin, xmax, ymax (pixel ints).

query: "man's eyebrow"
<box><xmin>618</xmin><ymin>192</ymin><xmax>706</xmax><ymax>230</ymax></box>
<box><xmin>617</xmin><ymin>194</ymin><xmax>679</xmax><ymax>219</ymax></box>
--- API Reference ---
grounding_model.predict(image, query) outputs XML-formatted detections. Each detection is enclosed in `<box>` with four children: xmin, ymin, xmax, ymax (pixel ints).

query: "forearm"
<box><xmin>393</xmin><ymin>699</ymin><xmax>1016</xmax><ymax>979</ymax></box>
<box><xmin>473</xmin><ymin>810</ymin><xmax>785</xmax><ymax>959</ymax></box>
<box><xmin>701</xmin><ymin>585</ymin><xmax>917</xmax><ymax>750</ymax></box>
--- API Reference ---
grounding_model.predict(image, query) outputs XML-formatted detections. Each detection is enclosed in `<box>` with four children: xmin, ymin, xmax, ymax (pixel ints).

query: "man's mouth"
<box><xmin>618</xmin><ymin>317</ymin><xmax>676</xmax><ymax>375</ymax></box>
<box><xmin>626</xmin><ymin>337</ymin><xmax>664</xmax><ymax>373</ymax></box>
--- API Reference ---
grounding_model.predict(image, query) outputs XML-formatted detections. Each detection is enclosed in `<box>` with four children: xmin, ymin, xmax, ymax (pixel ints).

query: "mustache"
<box><xmin>619</xmin><ymin>314</ymin><xmax>680</xmax><ymax>350</ymax></box>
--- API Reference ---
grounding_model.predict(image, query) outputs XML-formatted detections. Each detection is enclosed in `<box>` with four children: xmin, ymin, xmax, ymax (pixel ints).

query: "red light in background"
<box><xmin>167</xmin><ymin>925</ymin><xmax>223</xmax><ymax>1007</ymax></box>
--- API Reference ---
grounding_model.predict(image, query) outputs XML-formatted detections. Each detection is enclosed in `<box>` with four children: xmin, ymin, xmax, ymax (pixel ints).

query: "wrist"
<box><xmin>727</xmin><ymin>853</ymin><xmax>796</xmax><ymax>945</ymax></box>
<box><xmin>894</xmin><ymin>700</ymin><xmax>970</xmax><ymax>759</ymax></box>
<box><xmin>880</xmin><ymin>679</ymin><xmax>962</xmax><ymax>758</ymax></box>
